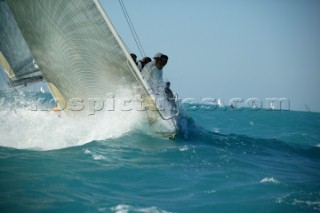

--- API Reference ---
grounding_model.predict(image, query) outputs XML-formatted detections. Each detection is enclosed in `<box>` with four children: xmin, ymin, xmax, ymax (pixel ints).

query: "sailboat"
<box><xmin>0</xmin><ymin>0</ymin><xmax>178</xmax><ymax>138</ymax></box>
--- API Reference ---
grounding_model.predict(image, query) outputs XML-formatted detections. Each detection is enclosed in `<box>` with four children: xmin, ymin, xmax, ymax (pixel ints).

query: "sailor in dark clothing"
<box><xmin>130</xmin><ymin>53</ymin><xmax>138</xmax><ymax>65</ymax></box>
<box><xmin>164</xmin><ymin>81</ymin><xmax>176</xmax><ymax>108</ymax></box>
<box><xmin>138</xmin><ymin>57</ymin><xmax>151</xmax><ymax>71</ymax></box>
<box><xmin>165</xmin><ymin>81</ymin><xmax>174</xmax><ymax>99</ymax></box>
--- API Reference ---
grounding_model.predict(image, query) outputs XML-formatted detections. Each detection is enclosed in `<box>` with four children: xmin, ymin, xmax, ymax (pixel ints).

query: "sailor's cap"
<box><xmin>153</xmin><ymin>52</ymin><xmax>163</xmax><ymax>59</ymax></box>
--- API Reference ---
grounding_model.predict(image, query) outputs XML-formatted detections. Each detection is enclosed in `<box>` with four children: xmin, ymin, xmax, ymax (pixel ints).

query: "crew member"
<box><xmin>141</xmin><ymin>53</ymin><xmax>168</xmax><ymax>94</ymax></box>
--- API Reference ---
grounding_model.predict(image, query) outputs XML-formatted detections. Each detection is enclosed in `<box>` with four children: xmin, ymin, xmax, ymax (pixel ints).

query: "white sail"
<box><xmin>5</xmin><ymin>0</ymin><xmax>177</xmax><ymax>136</ymax></box>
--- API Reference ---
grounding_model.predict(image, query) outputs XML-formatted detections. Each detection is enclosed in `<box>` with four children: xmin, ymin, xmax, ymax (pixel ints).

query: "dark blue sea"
<box><xmin>1</xmin><ymin>90</ymin><xmax>320</xmax><ymax>213</ymax></box>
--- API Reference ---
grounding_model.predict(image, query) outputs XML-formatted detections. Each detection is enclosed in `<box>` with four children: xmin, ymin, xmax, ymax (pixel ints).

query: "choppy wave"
<box><xmin>260</xmin><ymin>177</ymin><xmax>280</xmax><ymax>184</ymax></box>
<box><xmin>1</xmin><ymin>96</ymin><xmax>320</xmax><ymax>212</ymax></box>
<box><xmin>111</xmin><ymin>204</ymin><xmax>172</xmax><ymax>213</ymax></box>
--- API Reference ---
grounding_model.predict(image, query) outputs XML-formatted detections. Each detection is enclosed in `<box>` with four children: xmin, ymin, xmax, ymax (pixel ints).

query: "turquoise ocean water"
<box><xmin>0</xmin><ymin>90</ymin><xmax>320</xmax><ymax>213</ymax></box>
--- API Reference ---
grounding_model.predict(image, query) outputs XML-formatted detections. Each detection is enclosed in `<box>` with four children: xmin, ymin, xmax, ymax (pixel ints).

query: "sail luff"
<box><xmin>93</xmin><ymin>0</ymin><xmax>152</xmax><ymax>97</ymax></box>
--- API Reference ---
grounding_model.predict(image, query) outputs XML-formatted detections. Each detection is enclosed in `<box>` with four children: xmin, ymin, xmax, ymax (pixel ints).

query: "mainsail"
<box><xmin>2</xmin><ymin>0</ymin><xmax>177</xmax><ymax>136</ymax></box>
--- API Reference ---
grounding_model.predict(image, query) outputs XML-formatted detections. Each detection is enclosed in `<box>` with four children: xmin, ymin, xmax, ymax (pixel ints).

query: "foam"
<box><xmin>259</xmin><ymin>177</ymin><xmax>280</xmax><ymax>184</ymax></box>
<box><xmin>292</xmin><ymin>199</ymin><xmax>320</xmax><ymax>210</ymax></box>
<box><xmin>0</xmin><ymin>91</ymin><xmax>146</xmax><ymax>151</ymax></box>
<box><xmin>84</xmin><ymin>149</ymin><xmax>108</xmax><ymax>161</ymax></box>
<box><xmin>110</xmin><ymin>204</ymin><xmax>172</xmax><ymax>213</ymax></box>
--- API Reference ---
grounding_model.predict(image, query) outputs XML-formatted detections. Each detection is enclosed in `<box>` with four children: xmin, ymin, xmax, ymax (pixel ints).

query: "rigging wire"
<box><xmin>118</xmin><ymin>0</ymin><xmax>146</xmax><ymax>58</ymax></box>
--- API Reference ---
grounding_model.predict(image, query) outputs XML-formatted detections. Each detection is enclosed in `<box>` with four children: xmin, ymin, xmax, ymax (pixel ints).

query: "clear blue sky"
<box><xmin>103</xmin><ymin>0</ymin><xmax>320</xmax><ymax>112</ymax></box>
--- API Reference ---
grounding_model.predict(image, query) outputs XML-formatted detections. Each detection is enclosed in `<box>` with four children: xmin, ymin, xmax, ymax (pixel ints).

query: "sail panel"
<box><xmin>0</xmin><ymin>0</ymin><xmax>42</xmax><ymax>83</ymax></box>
